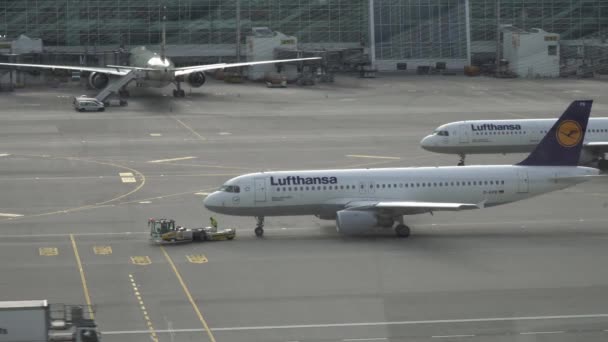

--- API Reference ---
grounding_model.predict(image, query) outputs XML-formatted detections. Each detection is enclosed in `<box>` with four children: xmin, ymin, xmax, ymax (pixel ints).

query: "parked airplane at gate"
<box><xmin>204</xmin><ymin>100</ymin><xmax>598</xmax><ymax>238</ymax></box>
<box><xmin>421</xmin><ymin>114</ymin><xmax>608</xmax><ymax>169</ymax></box>
<box><xmin>0</xmin><ymin>14</ymin><xmax>319</xmax><ymax>98</ymax></box>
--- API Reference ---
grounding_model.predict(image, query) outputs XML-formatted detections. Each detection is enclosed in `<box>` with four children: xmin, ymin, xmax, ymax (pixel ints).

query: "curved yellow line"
<box><xmin>0</xmin><ymin>154</ymin><xmax>146</xmax><ymax>221</ymax></box>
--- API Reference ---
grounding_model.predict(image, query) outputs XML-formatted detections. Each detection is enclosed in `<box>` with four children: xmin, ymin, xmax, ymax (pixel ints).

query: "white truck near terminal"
<box><xmin>0</xmin><ymin>300</ymin><xmax>100</xmax><ymax>342</ymax></box>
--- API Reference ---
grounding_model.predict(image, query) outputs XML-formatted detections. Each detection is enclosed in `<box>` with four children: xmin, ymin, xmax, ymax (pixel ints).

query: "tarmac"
<box><xmin>1</xmin><ymin>74</ymin><xmax>608</xmax><ymax>342</ymax></box>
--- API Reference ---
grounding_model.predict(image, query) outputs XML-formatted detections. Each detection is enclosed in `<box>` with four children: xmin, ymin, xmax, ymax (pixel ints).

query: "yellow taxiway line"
<box><xmin>161</xmin><ymin>246</ymin><xmax>217</xmax><ymax>342</ymax></box>
<box><xmin>148</xmin><ymin>156</ymin><xmax>197</xmax><ymax>163</ymax></box>
<box><xmin>70</xmin><ymin>234</ymin><xmax>95</xmax><ymax>320</ymax></box>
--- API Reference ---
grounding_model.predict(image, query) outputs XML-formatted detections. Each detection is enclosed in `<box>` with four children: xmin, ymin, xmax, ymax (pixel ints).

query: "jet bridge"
<box><xmin>94</xmin><ymin>69</ymin><xmax>138</xmax><ymax>104</ymax></box>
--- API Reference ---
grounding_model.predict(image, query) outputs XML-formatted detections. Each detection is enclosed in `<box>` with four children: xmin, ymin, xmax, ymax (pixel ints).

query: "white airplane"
<box><xmin>204</xmin><ymin>100</ymin><xmax>598</xmax><ymax>238</ymax></box>
<box><xmin>420</xmin><ymin>115</ymin><xmax>608</xmax><ymax>169</ymax></box>
<box><xmin>0</xmin><ymin>15</ymin><xmax>319</xmax><ymax>98</ymax></box>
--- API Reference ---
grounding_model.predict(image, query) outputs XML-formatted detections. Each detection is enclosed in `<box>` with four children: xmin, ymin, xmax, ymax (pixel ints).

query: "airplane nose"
<box><xmin>420</xmin><ymin>135</ymin><xmax>436</xmax><ymax>150</ymax></box>
<box><xmin>203</xmin><ymin>192</ymin><xmax>219</xmax><ymax>210</ymax></box>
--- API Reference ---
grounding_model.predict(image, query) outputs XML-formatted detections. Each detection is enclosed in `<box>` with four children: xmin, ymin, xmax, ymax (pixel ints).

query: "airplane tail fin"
<box><xmin>161</xmin><ymin>6</ymin><xmax>167</xmax><ymax>62</ymax></box>
<box><xmin>518</xmin><ymin>100</ymin><xmax>593</xmax><ymax>166</ymax></box>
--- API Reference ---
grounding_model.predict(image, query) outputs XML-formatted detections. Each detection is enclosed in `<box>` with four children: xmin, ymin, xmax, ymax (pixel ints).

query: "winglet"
<box><xmin>518</xmin><ymin>100</ymin><xmax>593</xmax><ymax>166</ymax></box>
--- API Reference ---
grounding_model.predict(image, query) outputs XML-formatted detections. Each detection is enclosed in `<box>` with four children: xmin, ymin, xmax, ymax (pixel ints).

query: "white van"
<box><xmin>73</xmin><ymin>97</ymin><xmax>105</xmax><ymax>112</ymax></box>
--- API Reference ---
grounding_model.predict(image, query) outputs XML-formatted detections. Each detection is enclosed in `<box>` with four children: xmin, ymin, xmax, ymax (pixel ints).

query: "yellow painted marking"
<box><xmin>195</xmin><ymin>192</ymin><xmax>210</xmax><ymax>196</ymax></box>
<box><xmin>121</xmin><ymin>177</ymin><xmax>136</xmax><ymax>183</ymax></box>
<box><xmin>0</xmin><ymin>153</ymin><xmax>11</xmax><ymax>157</ymax></box>
<box><xmin>346</xmin><ymin>154</ymin><xmax>401</xmax><ymax>160</ymax></box>
<box><xmin>119</xmin><ymin>172</ymin><xmax>134</xmax><ymax>177</ymax></box>
<box><xmin>161</xmin><ymin>246</ymin><xmax>217</xmax><ymax>342</ymax></box>
<box><xmin>175</xmin><ymin>118</ymin><xmax>206</xmax><ymax>141</ymax></box>
<box><xmin>130</xmin><ymin>256</ymin><xmax>151</xmax><ymax>265</ymax></box>
<box><xmin>0</xmin><ymin>213</ymin><xmax>23</xmax><ymax>217</ymax></box>
<box><xmin>149</xmin><ymin>133</ymin><xmax>162</xmax><ymax>137</ymax></box>
<box><xmin>70</xmin><ymin>235</ymin><xmax>94</xmax><ymax>320</ymax></box>
<box><xmin>39</xmin><ymin>247</ymin><xmax>58</xmax><ymax>256</ymax></box>
<box><xmin>187</xmin><ymin>254</ymin><xmax>208</xmax><ymax>264</ymax></box>
<box><xmin>148</xmin><ymin>156</ymin><xmax>197</xmax><ymax>163</ymax></box>
<box><xmin>93</xmin><ymin>246</ymin><xmax>112</xmax><ymax>255</ymax></box>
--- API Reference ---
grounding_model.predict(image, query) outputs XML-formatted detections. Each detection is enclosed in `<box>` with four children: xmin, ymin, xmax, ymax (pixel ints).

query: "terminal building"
<box><xmin>0</xmin><ymin>0</ymin><xmax>606</xmax><ymax>74</ymax></box>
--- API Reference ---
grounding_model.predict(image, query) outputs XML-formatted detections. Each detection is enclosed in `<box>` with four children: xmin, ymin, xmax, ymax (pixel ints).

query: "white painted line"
<box><xmin>0</xmin><ymin>213</ymin><xmax>23</xmax><ymax>218</ymax></box>
<box><xmin>149</xmin><ymin>133</ymin><xmax>162</xmax><ymax>137</ymax></box>
<box><xmin>100</xmin><ymin>312</ymin><xmax>608</xmax><ymax>335</ymax></box>
<box><xmin>218</xmin><ymin>132</ymin><xmax>232</xmax><ymax>135</ymax></box>
<box><xmin>343</xmin><ymin>338</ymin><xmax>387</xmax><ymax>341</ymax></box>
<box><xmin>138</xmin><ymin>201</ymin><xmax>152</xmax><ymax>204</ymax></box>
<box><xmin>119</xmin><ymin>172</ymin><xmax>134</xmax><ymax>177</ymax></box>
<box><xmin>520</xmin><ymin>331</ymin><xmax>564</xmax><ymax>335</ymax></box>
<box><xmin>195</xmin><ymin>192</ymin><xmax>210</xmax><ymax>196</ymax></box>
<box><xmin>148</xmin><ymin>156</ymin><xmax>197</xmax><ymax>163</ymax></box>
<box><xmin>0</xmin><ymin>154</ymin><xmax>11</xmax><ymax>157</ymax></box>
<box><xmin>121</xmin><ymin>177</ymin><xmax>136</xmax><ymax>183</ymax></box>
<box><xmin>346</xmin><ymin>154</ymin><xmax>401</xmax><ymax>160</ymax></box>
<box><xmin>432</xmin><ymin>335</ymin><xmax>475</xmax><ymax>338</ymax></box>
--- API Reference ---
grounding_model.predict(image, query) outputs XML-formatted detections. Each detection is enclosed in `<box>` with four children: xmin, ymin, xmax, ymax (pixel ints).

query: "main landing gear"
<box><xmin>118</xmin><ymin>88</ymin><xmax>130</xmax><ymax>98</ymax></box>
<box><xmin>173</xmin><ymin>82</ymin><xmax>186</xmax><ymax>98</ymax></box>
<box><xmin>457</xmin><ymin>153</ymin><xmax>466</xmax><ymax>166</ymax></box>
<box><xmin>254</xmin><ymin>216</ymin><xmax>265</xmax><ymax>237</ymax></box>
<box><xmin>394</xmin><ymin>216</ymin><xmax>410</xmax><ymax>238</ymax></box>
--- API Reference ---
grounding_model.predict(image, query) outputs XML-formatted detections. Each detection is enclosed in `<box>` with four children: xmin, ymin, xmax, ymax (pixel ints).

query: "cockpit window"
<box><xmin>433</xmin><ymin>130</ymin><xmax>449</xmax><ymax>136</ymax></box>
<box><xmin>219</xmin><ymin>185</ymin><xmax>240</xmax><ymax>193</ymax></box>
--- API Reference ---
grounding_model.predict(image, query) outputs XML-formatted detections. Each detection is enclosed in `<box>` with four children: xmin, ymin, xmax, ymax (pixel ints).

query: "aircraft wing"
<box><xmin>172</xmin><ymin>57</ymin><xmax>321</xmax><ymax>76</ymax></box>
<box><xmin>584</xmin><ymin>142</ymin><xmax>608</xmax><ymax>153</ymax></box>
<box><xmin>343</xmin><ymin>200</ymin><xmax>482</xmax><ymax>215</ymax></box>
<box><xmin>0</xmin><ymin>62</ymin><xmax>132</xmax><ymax>76</ymax></box>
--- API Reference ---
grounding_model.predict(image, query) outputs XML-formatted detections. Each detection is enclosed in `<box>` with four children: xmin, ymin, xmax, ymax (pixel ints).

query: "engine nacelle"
<box><xmin>335</xmin><ymin>210</ymin><xmax>377</xmax><ymax>234</ymax></box>
<box><xmin>187</xmin><ymin>72</ymin><xmax>206</xmax><ymax>88</ymax></box>
<box><xmin>88</xmin><ymin>72</ymin><xmax>109</xmax><ymax>89</ymax></box>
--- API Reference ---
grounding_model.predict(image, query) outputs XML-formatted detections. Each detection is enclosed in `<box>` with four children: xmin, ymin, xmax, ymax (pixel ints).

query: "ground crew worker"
<box><xmin>209</xmin><ymin>216</ymin><xmax>218</xmax><ymax>229</ymax></box>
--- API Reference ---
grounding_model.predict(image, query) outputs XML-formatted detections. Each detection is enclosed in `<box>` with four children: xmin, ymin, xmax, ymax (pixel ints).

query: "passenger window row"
<box><xmin>276</xmin><ymin>184</ymin><xmax>356</xmax><ymax>192</ymax></box>
<box><xmin>273</xmin><ymin>180</ymin><xmax>506</xmax><ymax>192</ymax></box>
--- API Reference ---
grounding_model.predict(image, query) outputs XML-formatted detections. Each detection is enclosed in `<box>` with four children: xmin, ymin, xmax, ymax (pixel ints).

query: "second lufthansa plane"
<box><xmin>204</xmin><ymin>100</ymin><xmax>597</xmax><ymax>237</ymax></box>
<box><xmin>421</xmin><ymin>111</ymin><xmax>608</xmax><ymax>168</ymax></box>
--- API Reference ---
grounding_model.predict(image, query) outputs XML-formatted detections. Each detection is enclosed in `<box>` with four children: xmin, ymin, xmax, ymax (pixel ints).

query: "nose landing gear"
<box><xmin>254</xmin><ymin>216</ymin><xmax>265</xmax><ymax>237</ymax></box>
<box><xmin>458</xmin><ymin>153</ymin><xmax>466</xmax><ymax>166</ymax></box>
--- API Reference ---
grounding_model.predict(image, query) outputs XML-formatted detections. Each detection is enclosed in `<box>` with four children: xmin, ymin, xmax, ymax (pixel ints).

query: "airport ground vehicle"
<box><xmin>149</xmin><ymin>218</ymin><xmax>235</xmax><ymax>244</ymax></box>
<box><xmin>72</xmin><ymin>96</ymin><xmax>105</xmax><ymax>112</ymax></box>
<box><xmin>0</xmin><ymin>300</ymin><xmax>100</xmax><ymax>342</ymax></box>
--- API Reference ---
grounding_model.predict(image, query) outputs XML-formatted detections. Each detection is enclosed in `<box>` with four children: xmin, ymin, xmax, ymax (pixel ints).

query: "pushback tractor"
<box><xmin>149</xmin><ymin>218</ymin><xmax>235</xmax><ymax>244</ymax></box>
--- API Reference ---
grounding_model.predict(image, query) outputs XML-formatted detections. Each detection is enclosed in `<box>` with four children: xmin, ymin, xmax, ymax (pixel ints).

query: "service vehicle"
<box><xmin>73</xmin><ymin>96</ymin><xmax>105</xmax><ymax>112</ymax></box>
<box><xmin>0</xmin><ymin>300</ymin><xmax>100</xmax><ymax>342</ymax></box>
<box><xmin>149</xmin><ymin>218</ymin><xmax>235</xmax><ymax>244</ymax></box>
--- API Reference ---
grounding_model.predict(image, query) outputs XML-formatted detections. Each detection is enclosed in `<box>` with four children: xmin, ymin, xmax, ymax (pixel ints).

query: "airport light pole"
<box><xmin>236</xmin><ymin>0</ymin><xmax>241</xmax><ymax>63</ymax></box>
<box><xmin>495</xmin><ymin>0</ymin><xmax>501</xmax><ymax>76</ymax></box>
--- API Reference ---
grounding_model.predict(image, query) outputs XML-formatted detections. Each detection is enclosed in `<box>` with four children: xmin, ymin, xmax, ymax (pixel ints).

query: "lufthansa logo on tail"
<box><xmin>556</xmin><ymin>120</ymin><xmax>582</xmax><ymax>147</ymax></box>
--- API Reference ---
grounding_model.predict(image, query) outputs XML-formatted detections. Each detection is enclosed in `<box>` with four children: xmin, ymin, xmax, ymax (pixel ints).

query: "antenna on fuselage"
<box><xmin>161</xmin><ymin>5</ymin><xmax>167</xmax><ymax>62</ymax></box>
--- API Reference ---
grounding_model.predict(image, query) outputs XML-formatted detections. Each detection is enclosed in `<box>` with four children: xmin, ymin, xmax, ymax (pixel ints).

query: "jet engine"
<box><xmin>187</xmin><ymin>72</ymin><xmax>206</xmax><ymax>88</ymax></box>
<box><xmin>88</xmin><ymin>72</ymin><xmax>109</xmax><ymax>90</ymax></box>
<box><xmin>335</xmin><ymin>210</ymin><xmax>377</xmax><ymax>234</ymax></box>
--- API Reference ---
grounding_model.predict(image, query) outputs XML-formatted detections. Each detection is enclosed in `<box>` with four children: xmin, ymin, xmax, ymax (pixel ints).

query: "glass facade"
<box><xmin>373</xmin><ymin>0</ymin><xmax>468</xmax><ymax>60</ymax></box>
<box><xmin>0</xmin><ymin>0</ymin><xmax>368</xmax><ymax>47</ymax></box>
<box><xmin>0</xmin><ymin>1</ymin><xmax>606</xmax><ymax>56</ymax></box>
<box><xmin>471</xmin><ymin>0</ymin><xmax>608</xmax><ymax>42</ymax></box>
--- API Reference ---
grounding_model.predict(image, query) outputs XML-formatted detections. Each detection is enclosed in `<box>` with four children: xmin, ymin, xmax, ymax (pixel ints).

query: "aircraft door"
<box><xmin>517</xmin><ymin>171</ymin><xmax>529</xmax><ymax>193</ymax></box>
<box><xmin>254</xmin><ymin>177</ymin><xmax>267</xmax><ymax>202</ymax></box>
<box><xmin>459</xmin><ymin>124</ymin><xmax>469</xmax><ymax>144</ymax></box>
